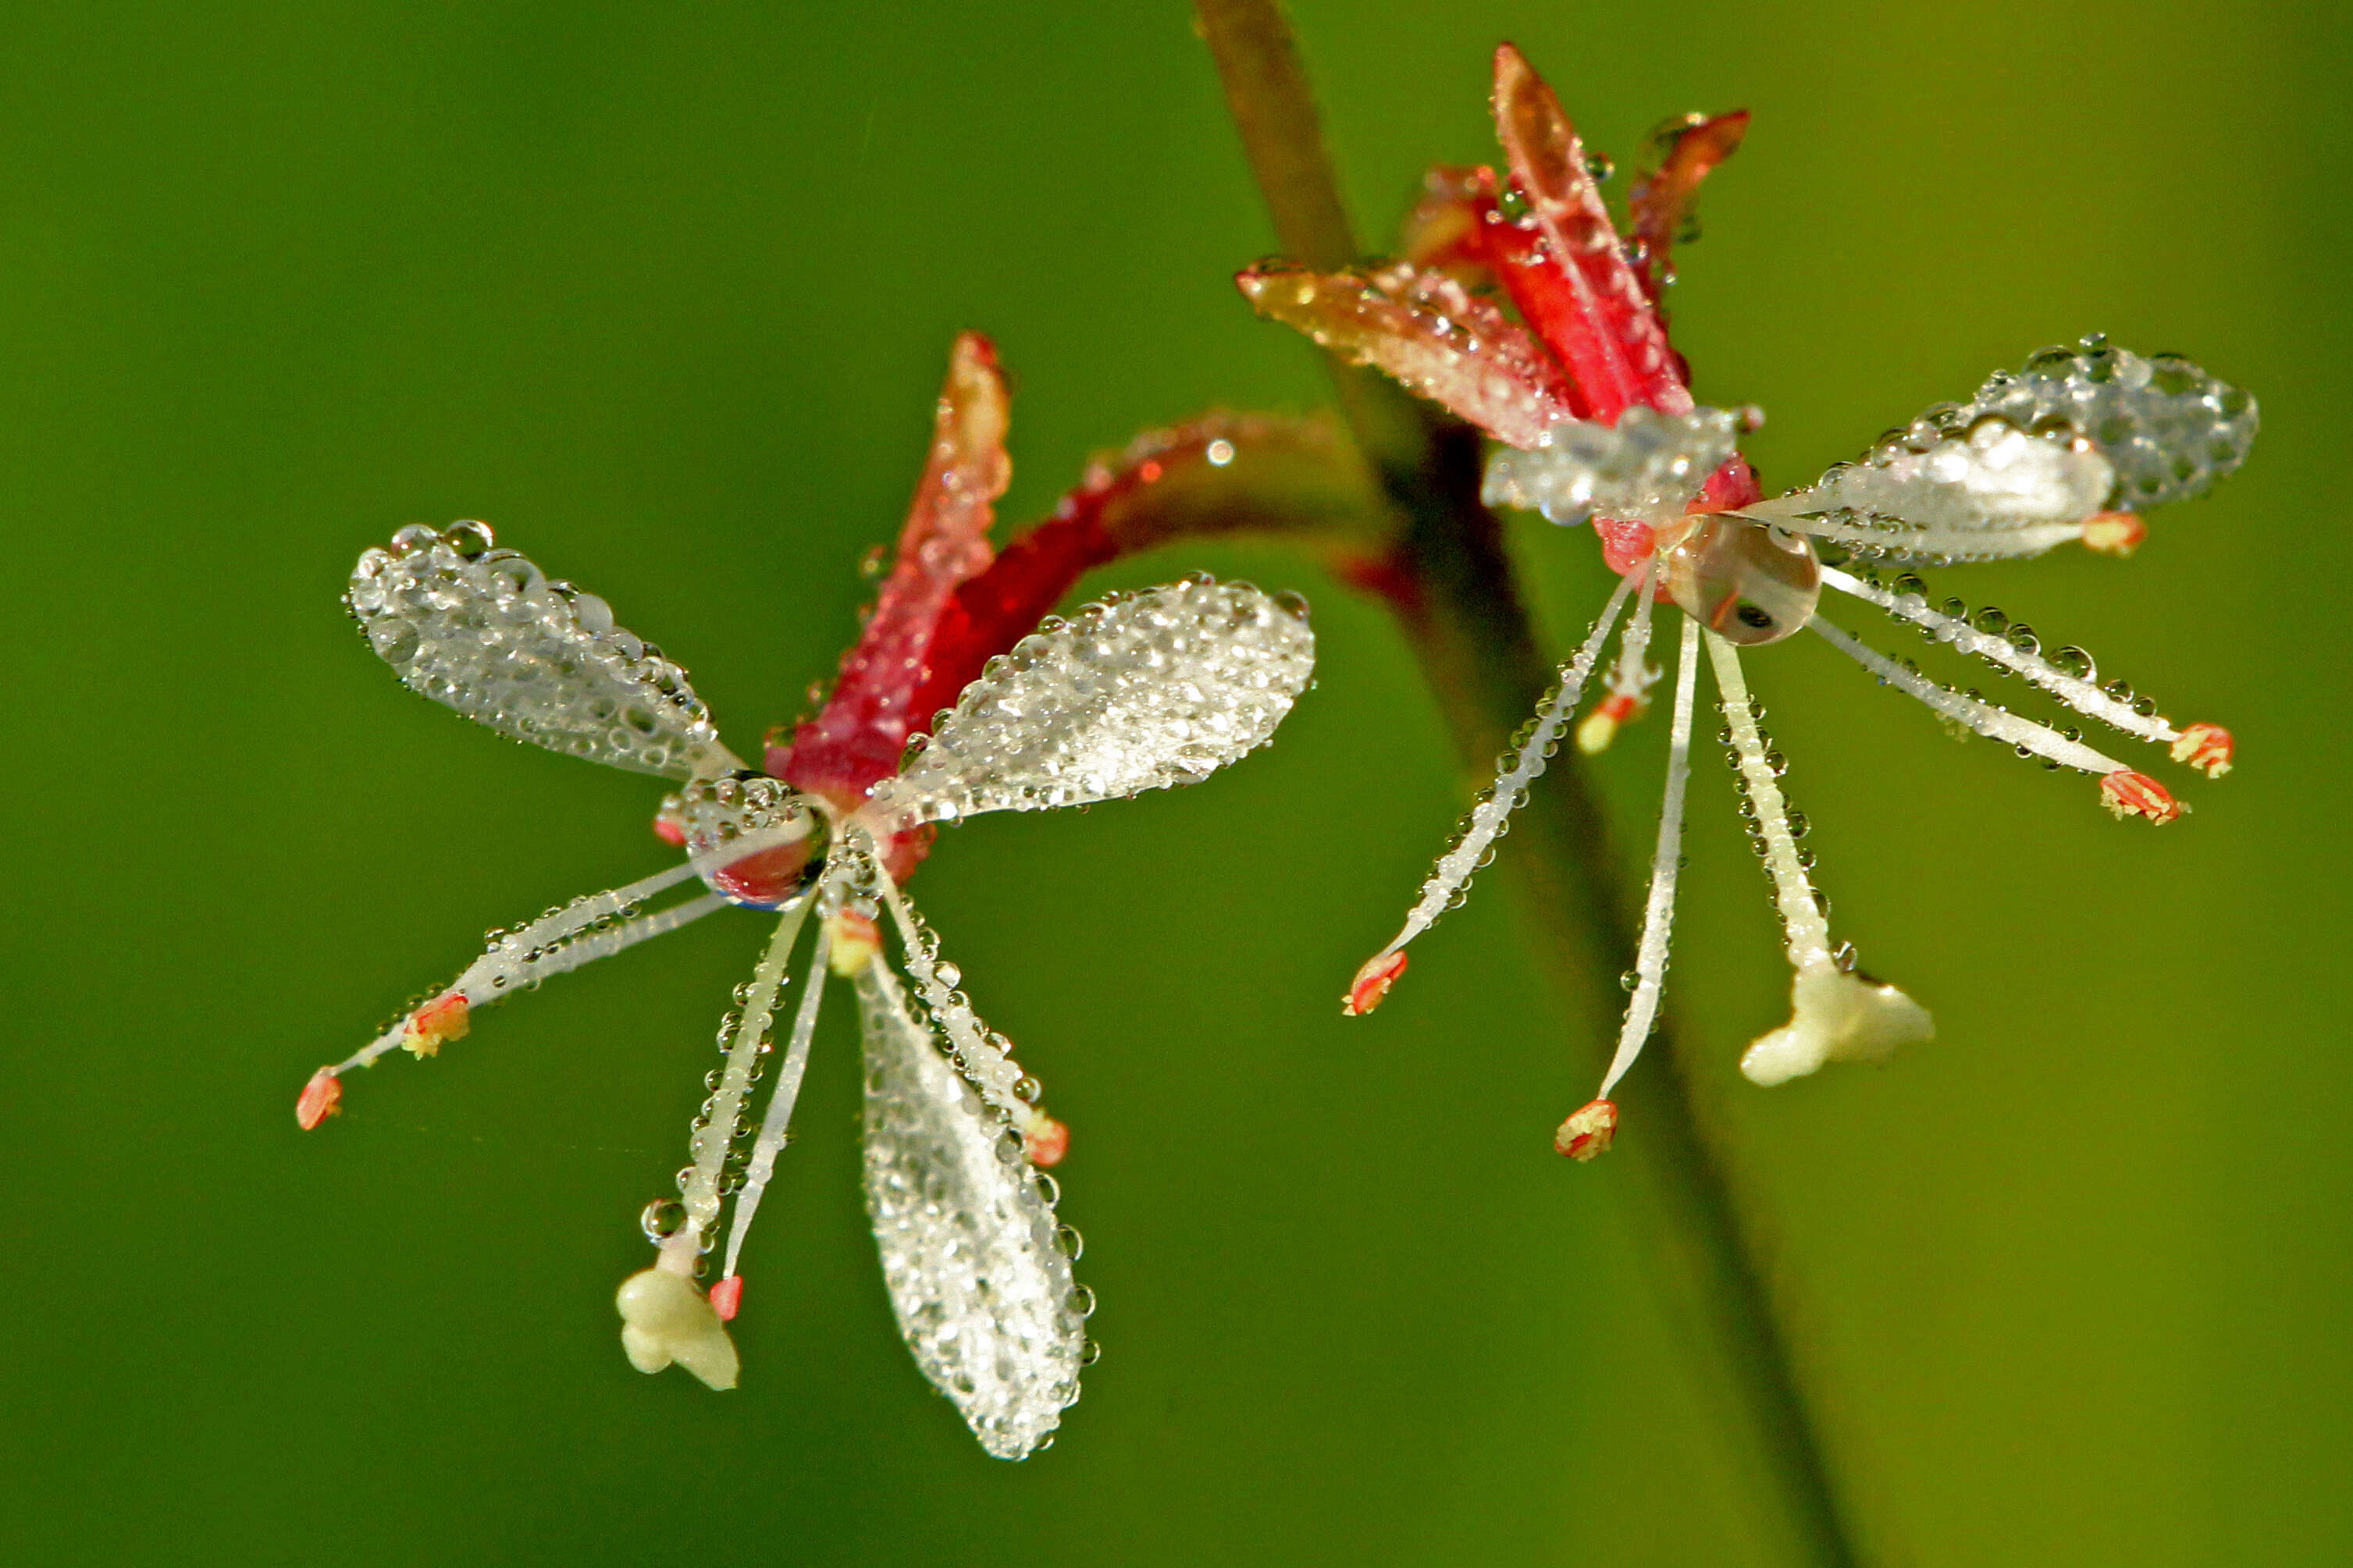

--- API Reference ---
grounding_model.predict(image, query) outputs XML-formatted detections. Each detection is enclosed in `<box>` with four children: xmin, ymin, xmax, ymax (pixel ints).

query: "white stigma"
<box><xmin>616</xmin><ymin>1267</ymin><xmax>739</xmax><ymax>1390</ymax></box>
<box><xmin>1708</xmin><ymin>631</ymin><xmax>1936</xmax><ymax>1083</ymax></box>
<box><xmin>1739</xmin><ymin>961</ymin><xmax>1934</xmax><ymax>1088</ymax></box>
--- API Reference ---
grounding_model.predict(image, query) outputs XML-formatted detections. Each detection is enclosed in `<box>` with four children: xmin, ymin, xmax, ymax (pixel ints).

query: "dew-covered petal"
<box><xmin>1962</xmin><ymin>340</ymin><xmax>2257</xmax><ymax>510</ymax></box>
<box><xmin>869</xmin><ymin>578</ymin><xmax>1315</xmax><ymax>823</ymax></box>
<box><xmin>1236</xmin><ymin>261</ymin><xmax>1575</xmax><ymax>448</ymax></box>
<box><xmin>1483</xmin><ymin>406</ymin><xmax>1742</xmax><ymax>525</ymax></box>
<box><xmin>347</xmin><ymin>523</ymin><xmax>736</xmax><ymax>778</ymax></box>
<box><xmin>856</xmin><ymin>963</ymin><xmax>1084</xmax><ymax>1461</ymax></box>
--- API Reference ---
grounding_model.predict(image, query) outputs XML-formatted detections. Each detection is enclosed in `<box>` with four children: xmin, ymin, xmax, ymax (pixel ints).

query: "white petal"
<box><xmin>870</xmin><ymin>578</ymin><xmax>1313</xmax><ymax>823</ymax></box>
<box><xmin>347</xmin><ymin>523</ymin><xmax>738</xmax><ymax>778</ymax></box>
<box><xmin>1963</xmin><ymin>340</ymin><xmax>2257</xmax><ymax>510</ymax></box>
<box><xmin>856</xmin><ymin>963</ymin><xmax>1083</xmax><ymax>1460</ymax></box>
<box><xmin>1482</xmin><ymin>406</ymin><xmax>1742</xmax><ymax>526</ymax></box>
<box><xmin>1763</xmin><ymin>419</ymin><xmax>2113</xmax><ymax>560</ymax></box>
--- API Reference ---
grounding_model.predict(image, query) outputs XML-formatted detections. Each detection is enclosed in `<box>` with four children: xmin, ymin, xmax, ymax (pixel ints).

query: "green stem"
<box><xmin>1194</xmin><ymin>4</ymin><xmax>1868</xmax><ymax>1564</ymax></box>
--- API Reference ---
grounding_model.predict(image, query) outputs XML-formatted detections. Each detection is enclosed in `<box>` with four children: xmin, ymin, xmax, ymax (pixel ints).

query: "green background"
<box><xmin>3</xmin><ymin>2</ymin><xmax>2344</xmax><ymax>1563</ymax></box>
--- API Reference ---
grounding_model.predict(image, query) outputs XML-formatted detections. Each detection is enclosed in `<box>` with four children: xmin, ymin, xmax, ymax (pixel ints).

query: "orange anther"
<box><xmin>1344</xmin><ymin>950</ymin><xmax>1409</xmax><ymax>1016</ymax></box>
<box><xmin>1023</xmin><ymin>1113</ymin><xmax>1070</xmax><ymax>1169</ymax></box>
<box><xmin>1577</xmin><ymin>691</ymin><xmax>1642</xmax><ymax>756</ymax></box>
<box><xmin>403</xmin><ymin>993</ymin><xmax>471</xmax><ymax>1058</ymax></box>
<box><xmin>708</xmin><ymin>1275</ymin><xmax>743</xmax><ymax>1322</ymax></box>
<box><xmin>2100</xmin><ymin>770</ymin><xmax>2184</xmax><ymax>824</ymax></box>
<box><xmin>2170</xmin><ymin>723</ymin><xmax>2234</xmax><ymax>779</ymax></box>
<box><xmin>1555</xmin><ymin>1098</ymin><xmax>1619</xmax><ymax>1161</ymax></box>
<box><xmin>295</xmin><ymin>1069</ymin><xmax>343</xmax><ymax>1130</ymax></box>
<box><xmin>827</xmin><ymin>910</ymin><xmax>883</xmax><ymax>977</ymax></box>
<box><xmin>2081</xmin><ymin>510</ymin><xmax>2147</xmax><ymax>557</ymax></box>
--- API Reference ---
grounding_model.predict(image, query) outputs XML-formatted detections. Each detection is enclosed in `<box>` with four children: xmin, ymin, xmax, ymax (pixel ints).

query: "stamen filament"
<box><xmin>328</xmin><ymin>827</ymin><xmax>810</xmax><ymax>1077</ymax></box>
<box><xmin>1598</xmin><ymin>615</ymin><xmax>1701</xmax><ymax>1096</ymax></box>
<box><xmin>1350</xmin><ymin>570</ymin><xmax>1639</xmax><ymax>1000</ymax></box>
<box><xmin>1809</xmin><ymin>617</ymin><xmax>2128</xmax><ymax>776</ymax></box>
<box><xmin>864</xmin><ymin>834</ymin><xmax>1031</xmax><ymax>1118</ymax></box>
<box><xmin>1706</xmin><ymin>632</ymin><xmax>1831</xmax><ymax>968</ymax></box>
<box><xmin>1579</xmin><ymin>560</ymin><xmax>1661</xmax><ymax>754</ymax></box>
<box><xmin>670</xmin><ymin>896</ymin><xmax>816</xmax><ymax>1266</ymax></box>
<box><xmin>1821</xmin><ymin>566</ymin><xmax>2179</xmax><ymax>748</ymax></box>
<box><xmin>720</xmin><ymin>909</ymin><xmax>837</xmax><ymax>1283</ymax></box>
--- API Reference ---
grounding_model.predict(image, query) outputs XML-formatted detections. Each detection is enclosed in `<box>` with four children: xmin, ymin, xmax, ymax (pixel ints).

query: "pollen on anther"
<box><xmin>1578</xmin><ymin>692</ymin><xmax>1640</xmax><ymax>756</ymax></box>
<box><xmin>1555</xmin><ymin>1098</ymin><xmax>1619</xmax><ymax>1161</ymax></box>
<box><xmin>1344</xmin><ymin>950</ymin><xmax>1409</xmax><ymax>1016</ymax></box>
<box><xmin>1023</xmin><ymin>1112</ymin><xmax>1070</xmax><ymax>1168</ymax></box>
<box><xmin>2082</xmin><ymin>510</ymin><xmax>2148</xmax><ymax>557</ymax></box>
<box><xmin>403</xmin><ymin>993</ymin><xmax>472</xmax><ymax>1058</ymax></box>
<box><xmin>827</xmin><ymin>910</ymin><xmax>883</xmax><ymax>977</ymax></box>
<box><xmin>295</xmin><ymin>1069</ymin><xmax>343</xmax><ymax>1130</ymax></box>
<box><xmin>2100</xmin><ymin>770</ymin><xmax>2186</xmax><ymax>824</ymax></box>
<box><xmin>2170</xmin><ymin>723</ymin><xmax>2234</xmax><ymax>778</ymax></box>
<box><xmin>708</xmin><ymin>1275</ymin><xmax>743</xmax><ymax>1322</ymax></box>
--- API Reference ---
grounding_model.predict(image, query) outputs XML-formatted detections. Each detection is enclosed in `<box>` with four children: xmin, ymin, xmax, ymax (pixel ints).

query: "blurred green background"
<box><xmin>2</xmin><ymin>2</ymin><xmax>2344</xmax><ymax>1563</ymax></box>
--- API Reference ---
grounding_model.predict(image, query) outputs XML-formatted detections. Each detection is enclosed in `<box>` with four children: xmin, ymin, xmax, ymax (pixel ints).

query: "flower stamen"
<box><xmin>1578</xmin><ymin>559</ymin><xmax>1662</xmax><ymax>756</ymax></box>
<box><xmin>1824</xmin><ymin>567</ymin><xmax>2219</xmax><ymax>759</ymax></box>
<box><xmin>718</xmin><ymin>902</ymin><xmax>838</xmax><ymax>1286</ymax></box>
<box><xmin>1809</xmin><ymin>616</ymin><xmax>2167</xmax><ymax>805</ymax></box>
<box><xmin>1594</xmin><ymin>615</ymin><xmax>1701</xmax><ymax>1100</ymax></box>
<box><xmin>1555</xmin><ymin>1098</ymin><xmax>1619</xmax><ymax>1161</ymax></box>
<box><xmin>1345</xmin><ymin>569</ymin><xmax>1639</xmax><ymax>1012</ymax></box>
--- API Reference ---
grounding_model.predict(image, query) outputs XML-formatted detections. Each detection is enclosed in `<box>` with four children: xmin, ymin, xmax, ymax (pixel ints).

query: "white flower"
<box><xmin>1347</xmin><ymin>337</ymin><xmax>2253</xmax><ymax>1138</ymax></box>
<box><xmin>301</xmin><ymin>521</ymin><xmax>1313</xmax><ymax>1458</ymax></box>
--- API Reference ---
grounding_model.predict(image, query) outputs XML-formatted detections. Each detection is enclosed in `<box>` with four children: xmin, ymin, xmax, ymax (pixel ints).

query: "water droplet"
<box><xmin>2052</xmin><ymin>645</ymin><xmax>2097</xmax><ymax>681</ymax></box>
<box><xmin>640</xmin><ymin>1199</ymin><xmax>688</xmax><ymax>1243</ymax></box>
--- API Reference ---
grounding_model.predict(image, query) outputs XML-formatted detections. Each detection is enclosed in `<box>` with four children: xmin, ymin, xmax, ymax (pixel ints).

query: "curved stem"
<box><xmin>1194</xmin><ymin>4</ymin><xmax>1868</xmax><ymax>1564</ymax></box>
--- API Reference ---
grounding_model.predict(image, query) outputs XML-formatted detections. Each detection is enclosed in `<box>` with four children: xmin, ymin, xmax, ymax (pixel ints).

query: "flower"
<box><xmin>301</xmin><ymin>336</ymin><xmax>1317</xmax><ymax>1458</ymax></box>
<box><xmin>1241</xmin><ymin>45</ymin><xmax>2255</xmax><ymax>1136</ymax></box>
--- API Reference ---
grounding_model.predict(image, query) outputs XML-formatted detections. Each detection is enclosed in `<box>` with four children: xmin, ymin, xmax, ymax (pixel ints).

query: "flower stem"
<box><xmin>1195</xmin><ymin>4</ymin><xmax>1869</xmax><ymax>1563</ymax></box>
